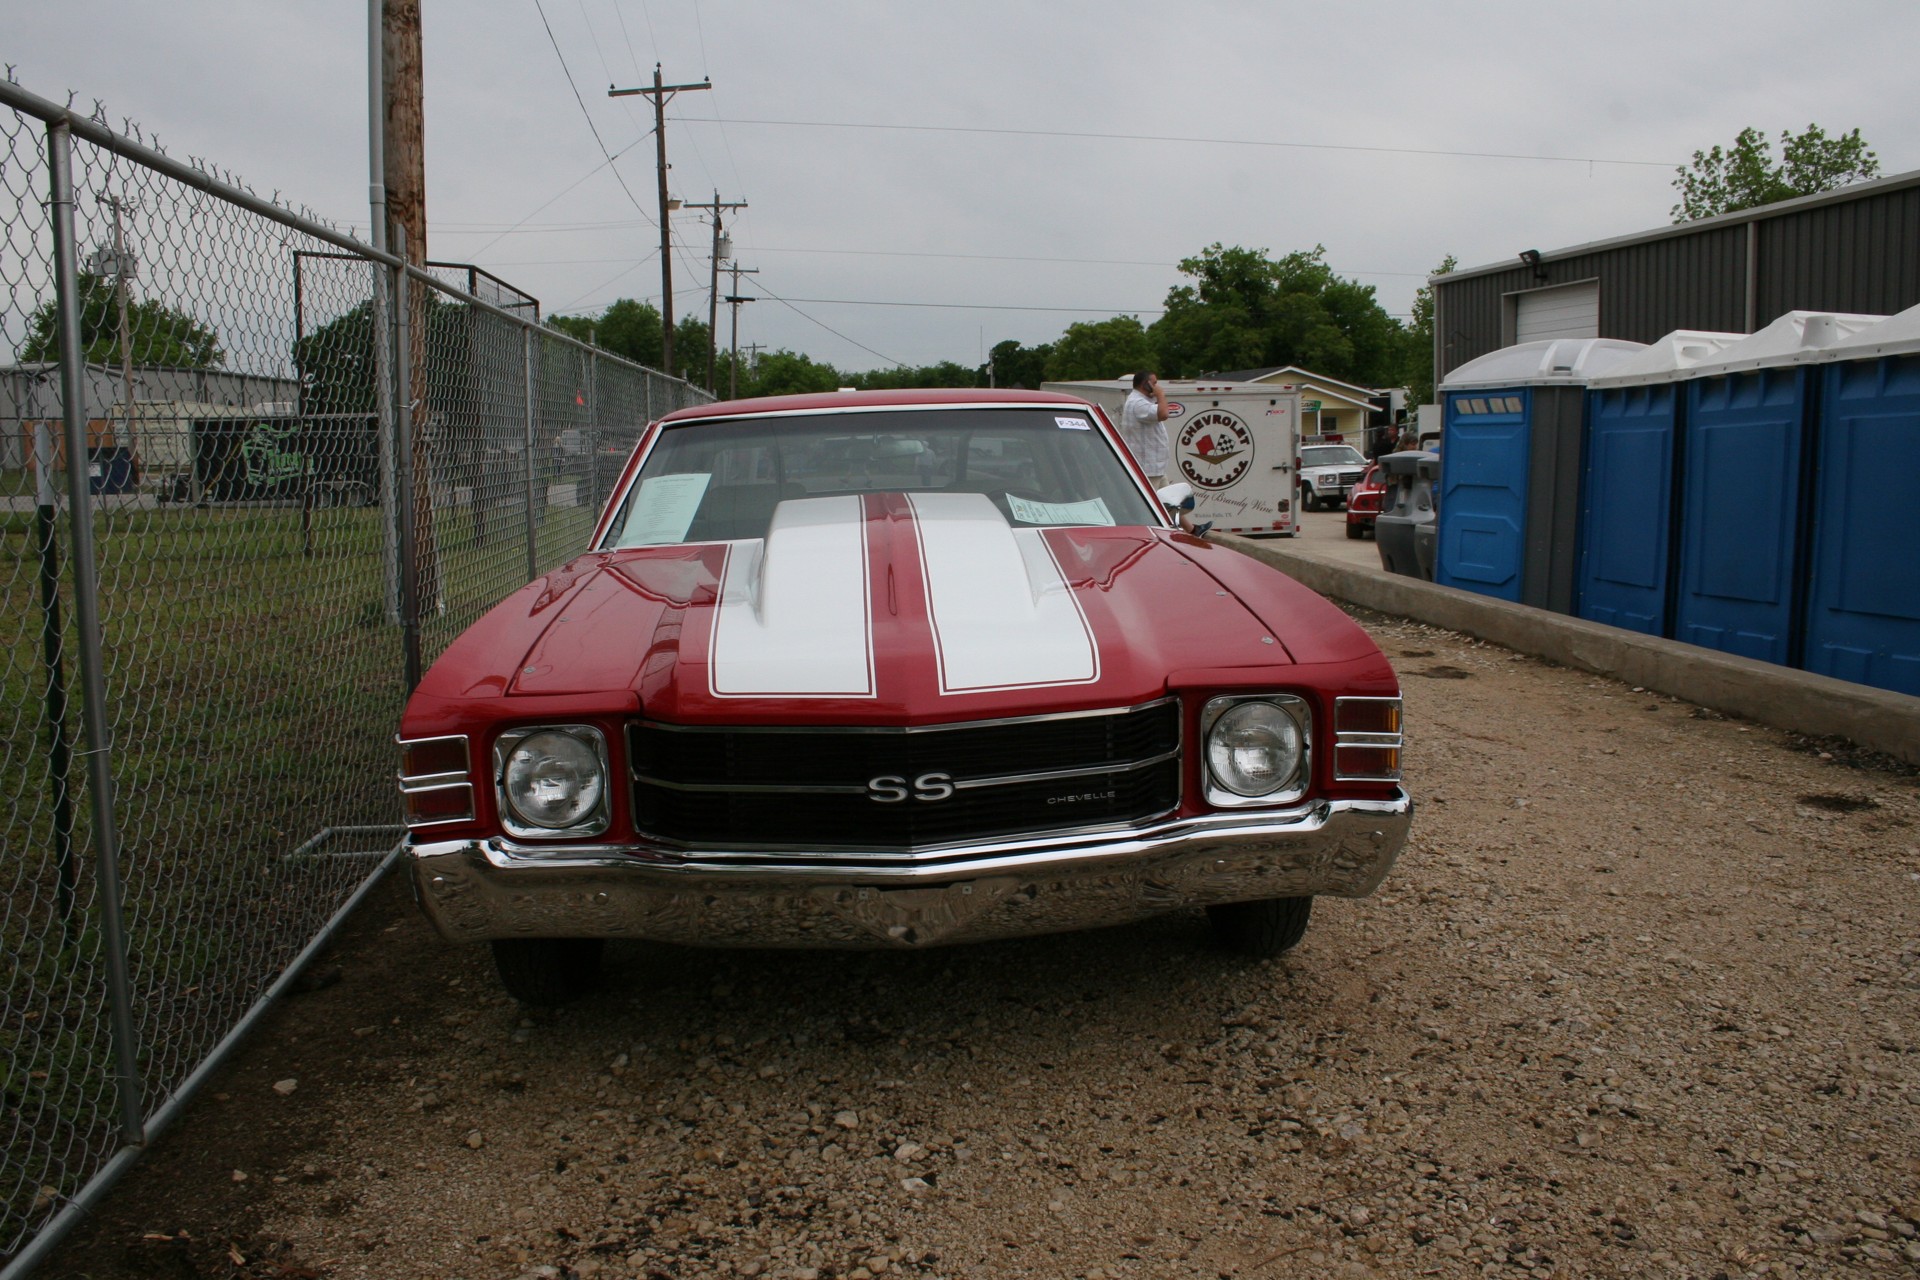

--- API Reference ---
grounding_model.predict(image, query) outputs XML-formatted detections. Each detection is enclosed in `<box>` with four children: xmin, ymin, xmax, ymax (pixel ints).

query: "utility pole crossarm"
<box><xmin>606</xmin><ymin>66</ymin><xmax>710</xmax><ymax>378</ymax></box>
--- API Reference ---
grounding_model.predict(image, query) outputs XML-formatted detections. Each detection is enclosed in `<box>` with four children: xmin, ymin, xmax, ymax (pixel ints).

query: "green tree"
<box><xmin>1402</xmin><ymin>253</ymin><xmax>1456</xmax><ymax>406</ymax></box>
<box><xmin>549</xmin><ymin>297</ymin><xmax>665</xmax><ymax>367</ymax></box>
<box><xmin>1043</xmin><ymin>316</ymin><xmax>1153</xmax><ymax>382</ymax></box>
<box><xmin>21</xmin><ymin>272</ymin><xmax>224</xmax><ymax>367</ymax></box>
<box><xmin>848</xmin><ymin>361</ymin><xmax>980</xmax><ymax>391</ymax></box>
<box><xmin>743</xmin><ymin>349</ymin><xmax>843</xmax><ymax>397</ymax></box>
<box><xmin>1671</xmin><ymin>124</ymin><xmax>1879</xmax><ymax>222</ymax></box>
<box><xmin>983</xmin><ymin>338</ymin><xmax>1053</xmax><ymax>389</ymax></box>
<box><xmin>1150</xmin><ymin>244</ymin><xmax>1404</xmax><ymax>386</ymax></box>
<box><xmin>546</xmin><ymin>299</ymin><xmax>710</xmax><ymax>383</ymax></box>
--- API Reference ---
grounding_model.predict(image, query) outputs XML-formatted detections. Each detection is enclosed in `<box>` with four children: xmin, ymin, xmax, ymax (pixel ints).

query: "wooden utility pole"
<box><xmin>608</xmin><ymin>67</ymin><xmax>709</xmax><ymax>378</ymax></box>
<box><xmin>683</xmin><ymin>192</ymin><xmax>746</xmax><ymax>392</ymax></box>
<box><xmin>723</xmin><ymin>262</ymin><xmax>758</xmax><ymax>399</ymax></box>
<box><xmin>384</xmin><ymin>0</ymin><xmax>437</xmax><ymax>616</ymax></box>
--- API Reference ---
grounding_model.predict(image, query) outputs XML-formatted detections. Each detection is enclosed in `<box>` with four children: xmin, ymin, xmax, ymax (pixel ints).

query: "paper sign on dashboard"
<box><xmin>1006</xmin><ymin>494</ymin><xmax>1113</xmax><ymax>526</ymax></box>
<box><xmin>616</xmin><ymin>473</ymin><xmax>711</xmax><ymax>546</ymax></box>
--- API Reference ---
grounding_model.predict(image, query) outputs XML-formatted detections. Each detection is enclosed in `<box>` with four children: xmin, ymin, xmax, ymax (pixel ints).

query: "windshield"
<box><xmin>1301</xmin><ymin>445</ymin><xmax>1365</xmax><ymax>467</ymax></box>
<box><xmin>600</xmin><ymin>406</ymin><xmax>1163</xmax><ymax>548</ymax></box>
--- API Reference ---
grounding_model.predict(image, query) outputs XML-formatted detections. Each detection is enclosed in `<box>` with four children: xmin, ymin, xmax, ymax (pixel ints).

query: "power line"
<box><xmin>753</xmin><ymin>276</ymin><xmax>907</xmax><ymax>370</ymax></box>
<box><xmin>530</xmin><ymin>0</ymin><xmax>657</xmax><ymax>225</ymax></box>
<box><xmin>552</xmin><ymin>249</ymin><xmax>660</xmax><ymax>314</ymax></box>
<box><xmin>431</xmin><ymin>227</ymin><xmax>1432</xmax><ymax>280</ymax></box>
<box><xmin>673</xmin><ymin>115</ymin><xmax>1685</xmax><ymax>169</ymax></box>
<box><xmin>464</xmin><ymin>136</ymin><xmax>654</xmax><ymax>262</ymax></box>
<box><xmin>773</xmin><ymin>296</ymin><xmax>1167</xmax><ymax>315</ymax></box>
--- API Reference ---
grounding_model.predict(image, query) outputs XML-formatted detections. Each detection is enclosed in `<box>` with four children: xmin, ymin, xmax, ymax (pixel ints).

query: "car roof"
<box><xmin>657</xmin><ymin>388</ymin><xmax>1095</xmax><ymax>424</ymax></box>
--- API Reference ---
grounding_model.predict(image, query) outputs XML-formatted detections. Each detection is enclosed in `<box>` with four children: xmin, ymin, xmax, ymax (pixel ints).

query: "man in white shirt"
<box><xmin>1118</xmin><ymin>371</ymin><xmax>1207</xmax><ymax>536</ymax></box>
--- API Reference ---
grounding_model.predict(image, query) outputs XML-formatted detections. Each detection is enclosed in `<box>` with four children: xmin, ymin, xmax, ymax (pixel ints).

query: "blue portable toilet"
<box><xmin>1670</xmin><ymin>311</ymin><xmax>1884</xmax><ymax>665</ymax></box>
<box><xmin>1798</xmin><ymin>305</ymin><xmax>1920</xmax><ymax>695</ymax></box>
<box><xmin>1435</xmin><ymin>339</ymin><xmax>1646</xmax><ymax>611</ymax></box>
<box><xmin>1577</xmin><ymin>332</ymin><xmax>1744</xmax><ymax>636</ymax></box>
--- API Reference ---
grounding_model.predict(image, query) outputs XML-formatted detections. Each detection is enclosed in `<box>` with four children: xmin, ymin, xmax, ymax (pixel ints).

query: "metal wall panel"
<box><xmin>1435</xmin><ymin>181</ymin><xmax>1920</xmax><ymax>381</ymax></box>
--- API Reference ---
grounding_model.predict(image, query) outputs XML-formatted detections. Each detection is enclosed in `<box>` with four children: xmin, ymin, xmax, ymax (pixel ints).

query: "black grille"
<box><xmin>629</xmin><ymin>700</ymin><xmax>1181</xmax><ymax>850</ymax></box>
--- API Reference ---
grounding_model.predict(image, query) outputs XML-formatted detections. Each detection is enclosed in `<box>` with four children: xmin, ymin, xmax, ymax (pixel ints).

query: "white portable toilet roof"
<box><xmin>1585</xmin><ymin>330</ymin><xmax>1748</xmax><ymax>389</ymax></box>
<box><xmin>1440</xmin><ymin>338</ymin><xmax>1648</xmax><ymax>390</ymax></box>
<box><xmin>1804</xmin><ymin>302</ymin><xmax>1920</xmax><ymax>363</ymax></box>
<box><xmin>1683</xmin><ymin>310</ymin><xmax>1885</xmax><ymax>378</ymax></box>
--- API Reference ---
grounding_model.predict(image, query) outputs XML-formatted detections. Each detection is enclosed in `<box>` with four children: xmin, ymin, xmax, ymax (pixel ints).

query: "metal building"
<box><xmin>1430</xmin><ymin>167</ymin><xmax>1920</xmax><ymax>384</ymax></box>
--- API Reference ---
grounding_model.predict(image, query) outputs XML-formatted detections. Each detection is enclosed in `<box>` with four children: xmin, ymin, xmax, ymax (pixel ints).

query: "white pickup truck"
<box><xmin>1296</xmin><ymin>442</ymin><xmax>1370</xmax><ymax>511</ymax></box>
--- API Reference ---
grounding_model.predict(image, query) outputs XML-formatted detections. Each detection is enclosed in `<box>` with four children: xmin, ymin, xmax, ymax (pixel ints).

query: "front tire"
<box><xmin>1300</xmin><ymin>484</ymin><xmax>1318</xmax><ymax>512</ymax></box>
<box><xmin>491</xmin><ymin>937</ymin><xmax>604</xmax><ymax>1006</ymax></box>
<box><xmin>1207</xmin><ymin>896</ymin><xmax>1313</xmax><ymax>957</ymax></box>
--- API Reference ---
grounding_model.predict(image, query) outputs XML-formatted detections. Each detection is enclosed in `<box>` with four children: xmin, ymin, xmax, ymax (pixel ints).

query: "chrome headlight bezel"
<box><xmin>1200</xmin><ymin>694</ymin><xmax>1311</xmax><ymax>807</ymax></box>
<box><xmin>494</xmin><ymin>725</ymin><xmax>611</xmax><ymax>838</ymax></box>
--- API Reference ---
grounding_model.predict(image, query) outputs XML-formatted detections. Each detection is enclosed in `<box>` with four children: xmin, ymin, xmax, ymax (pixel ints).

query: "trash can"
<box><xmin>87</xmin><ymin>446</ymin><xmax>137</xmax><ymax>495</ymax></box>
<box><xmin>1375</xmin><ymin>450</ymin><xmax>1437</xmax><ymax>579</ymax></box>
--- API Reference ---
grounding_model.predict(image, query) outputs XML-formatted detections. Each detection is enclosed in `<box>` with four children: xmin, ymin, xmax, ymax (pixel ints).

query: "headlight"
<box><xmin>497</xmin><ymin>727</ymin><xmax>609</xmax><ymax>835</ymax></box>
<box><xmin>1202</xmin><ymin>696</ymin><xmax>1309</xmax><ymax>804</ymax></box>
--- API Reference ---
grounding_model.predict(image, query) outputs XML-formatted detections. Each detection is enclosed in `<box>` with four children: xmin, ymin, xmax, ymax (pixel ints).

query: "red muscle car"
<box><xmin>397</xmin><ymin>390</ymin><xmax>1410</xmax><ymax>1004</ymax></box>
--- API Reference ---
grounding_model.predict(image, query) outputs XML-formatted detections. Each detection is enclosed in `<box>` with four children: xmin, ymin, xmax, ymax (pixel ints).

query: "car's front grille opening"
<box><xmin>629</xmin><ymin>700</ymin><xmax>1181</xmax><ymax>857</ymax></box>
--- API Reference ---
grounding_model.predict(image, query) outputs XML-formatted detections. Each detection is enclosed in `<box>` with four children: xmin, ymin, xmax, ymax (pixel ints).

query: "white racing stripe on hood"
<box><xmin>908</xmin><ymin>492</ymin><xmax>1099</xmax><ymax>693</ymax></box>
<box><xmin>709</xmin><ymin>495</ymin><xmax>875</xmax><ymax>697</ymax></box>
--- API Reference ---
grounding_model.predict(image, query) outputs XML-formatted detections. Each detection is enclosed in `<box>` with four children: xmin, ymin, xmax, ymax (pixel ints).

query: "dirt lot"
<box><xmin>45</xmin><ymin>609</ymin><xmax>1920</xmax><ymax>1280</ymax></box>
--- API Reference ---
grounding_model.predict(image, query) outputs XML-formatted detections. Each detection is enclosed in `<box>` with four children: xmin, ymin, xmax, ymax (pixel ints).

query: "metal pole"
<box><xmin>652</xmin><ymin>66</ymin><xmax>674</xmax><ymax>378</ymax></box>
<box><xmin>524</xmin><ymin>327</ymin><xmax>538</xmax><ymax>583</ymax></box>
<box><xmin>108</xmin><ymin>198</ymin><xmax>138</xmax><ymax>491</ymax></box>
<box><xmin>707</xmin><ymin>194</ymin><xmax>721</xmax><ymax>393</ymax></box>
<box><xmin>392</xmin><ymin>224</ymin><xmax>422</xmax><ymax>691</ymax></box>
<box><xmin>47</xmin><ymin>118</ymin><xmax>147</xmax><ymax>1146</ymax></box>
<box><xmin>369</xmin><ymin>0</ymin><xmax>401</xmax><ymax>624</ymax></box>
<box><xmin>31</xmin><ymin>414</ymin><xmax>78</xmax><ymax>947</ymax></box>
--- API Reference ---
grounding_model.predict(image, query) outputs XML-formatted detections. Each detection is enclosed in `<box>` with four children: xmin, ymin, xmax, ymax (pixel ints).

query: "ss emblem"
<box><xmin>867</xmin><ymin>772</ymin><xmax>955</xmax><ymax>803</ymax></box>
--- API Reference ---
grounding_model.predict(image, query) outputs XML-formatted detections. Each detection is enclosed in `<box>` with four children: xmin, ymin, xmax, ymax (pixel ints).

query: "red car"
<box><xmin>397</xmin><ymin>389</ymin><xmax>1410</xmax><ymax>1004</ymax></box>
<box><xmin>1345</xmin><ymin>461</ymin><xmax>1386</xmax><ymax>539</ymax></box>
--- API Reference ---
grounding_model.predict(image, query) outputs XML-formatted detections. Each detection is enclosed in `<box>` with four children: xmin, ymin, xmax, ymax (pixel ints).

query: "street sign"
<box><xmin>1303</xmin><ymin>399</ymin><xmax>1322</xmax><ymax>410</ymax></box>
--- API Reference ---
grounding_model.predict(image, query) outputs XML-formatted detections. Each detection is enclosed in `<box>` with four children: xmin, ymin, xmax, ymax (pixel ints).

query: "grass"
<box><xmin>1</xmin><ymin>491</ymin><xmax>593</xmax><ymax>1253</ymax></box>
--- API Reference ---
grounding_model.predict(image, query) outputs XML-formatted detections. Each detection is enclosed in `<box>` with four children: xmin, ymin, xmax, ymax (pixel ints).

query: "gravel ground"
<box><xmin>46</xmin><ymin>609</ymin><xmax>1920</xmax><ymax>1280</ymax></box>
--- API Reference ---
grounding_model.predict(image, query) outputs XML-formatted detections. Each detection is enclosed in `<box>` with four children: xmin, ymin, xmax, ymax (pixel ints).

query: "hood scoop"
<box><xmin>710</xmin><ymin>495</ymin><xmax>876</xmax><ymax>697</ymax></box>
<box><xmin>905</xmin><ymin>492</ymin><xmax>1098</xmax><ymax>693</ymax></box>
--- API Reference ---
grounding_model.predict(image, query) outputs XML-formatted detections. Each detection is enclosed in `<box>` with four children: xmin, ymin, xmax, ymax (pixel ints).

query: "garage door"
<box><xmin>1514</xmin><ymin>281</ymin><xmax>1599</xmax><ymax>342</ymax></box>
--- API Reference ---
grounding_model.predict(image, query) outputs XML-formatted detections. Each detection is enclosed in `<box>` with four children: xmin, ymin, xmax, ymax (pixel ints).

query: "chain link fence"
<box><xmin>0</xmin><ymin>79</ymin><xmax>710</xmax><ymax>1275</ymax></box>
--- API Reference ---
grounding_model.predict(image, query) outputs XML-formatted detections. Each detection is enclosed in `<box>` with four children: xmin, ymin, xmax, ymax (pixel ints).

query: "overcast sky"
<box><xmin>13</xmin><ymin>0</ymin><xmax>1920</xmax><ymax>374</ymax></box>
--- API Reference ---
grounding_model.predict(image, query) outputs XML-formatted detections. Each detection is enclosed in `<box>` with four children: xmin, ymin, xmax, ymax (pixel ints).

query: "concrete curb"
<box><xmin>1218</xmin><ymin>533</ymin><xmax>1920</xmax><ymax>767</ymax></box>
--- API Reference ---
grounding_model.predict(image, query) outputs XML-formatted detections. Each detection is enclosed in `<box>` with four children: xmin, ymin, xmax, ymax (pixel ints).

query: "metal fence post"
<box><xmin>392</xmin><ymin>228</ymin><xmax>421</xmax><ymax>691</ymax></box>
<box><xmin>46</xmin><ymin>117</ymin><xmax>147</xmax><ymax>1146</ymax></box>
<box><xmin>30</xmin><ymin>416</ymin><xmax>79</xmax><ymax>947</ymax></box>
<box><xmin>524</xmin><ymin>326</ymin><xmax>539</xmax><ymax>582</ymax></box>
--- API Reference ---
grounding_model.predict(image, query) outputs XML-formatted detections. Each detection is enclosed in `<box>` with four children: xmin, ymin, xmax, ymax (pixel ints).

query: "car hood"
<box><xmin>419</xmin><ymin>492</ymin><xmax>1368</xmax><ymax>723</ymax></box>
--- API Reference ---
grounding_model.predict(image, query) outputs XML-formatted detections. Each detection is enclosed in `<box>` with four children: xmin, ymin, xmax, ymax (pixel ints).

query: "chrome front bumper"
<box><xmin>410</xmin><ymin>792</ymin><xmax>1411</xmax><ymax>950</ymax></box>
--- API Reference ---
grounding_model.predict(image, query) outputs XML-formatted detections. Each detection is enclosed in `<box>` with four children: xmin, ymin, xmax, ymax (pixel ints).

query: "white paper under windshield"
<box><xmin>1006</xmin><ymin>494</ymin><xmax>1113</xmax><ymax>526</ymax></box>
<box><xmin>616</xmin><ymin>473</ymin><xmax>710</xmax><ymax>546</ymax></box>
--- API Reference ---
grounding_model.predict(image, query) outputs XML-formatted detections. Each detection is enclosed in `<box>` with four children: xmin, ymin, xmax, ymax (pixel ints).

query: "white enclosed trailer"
<box><xmin>1041</xmin><ymin>378</ymin><xmax>1304</xmax><ymax>536</ymax></box>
